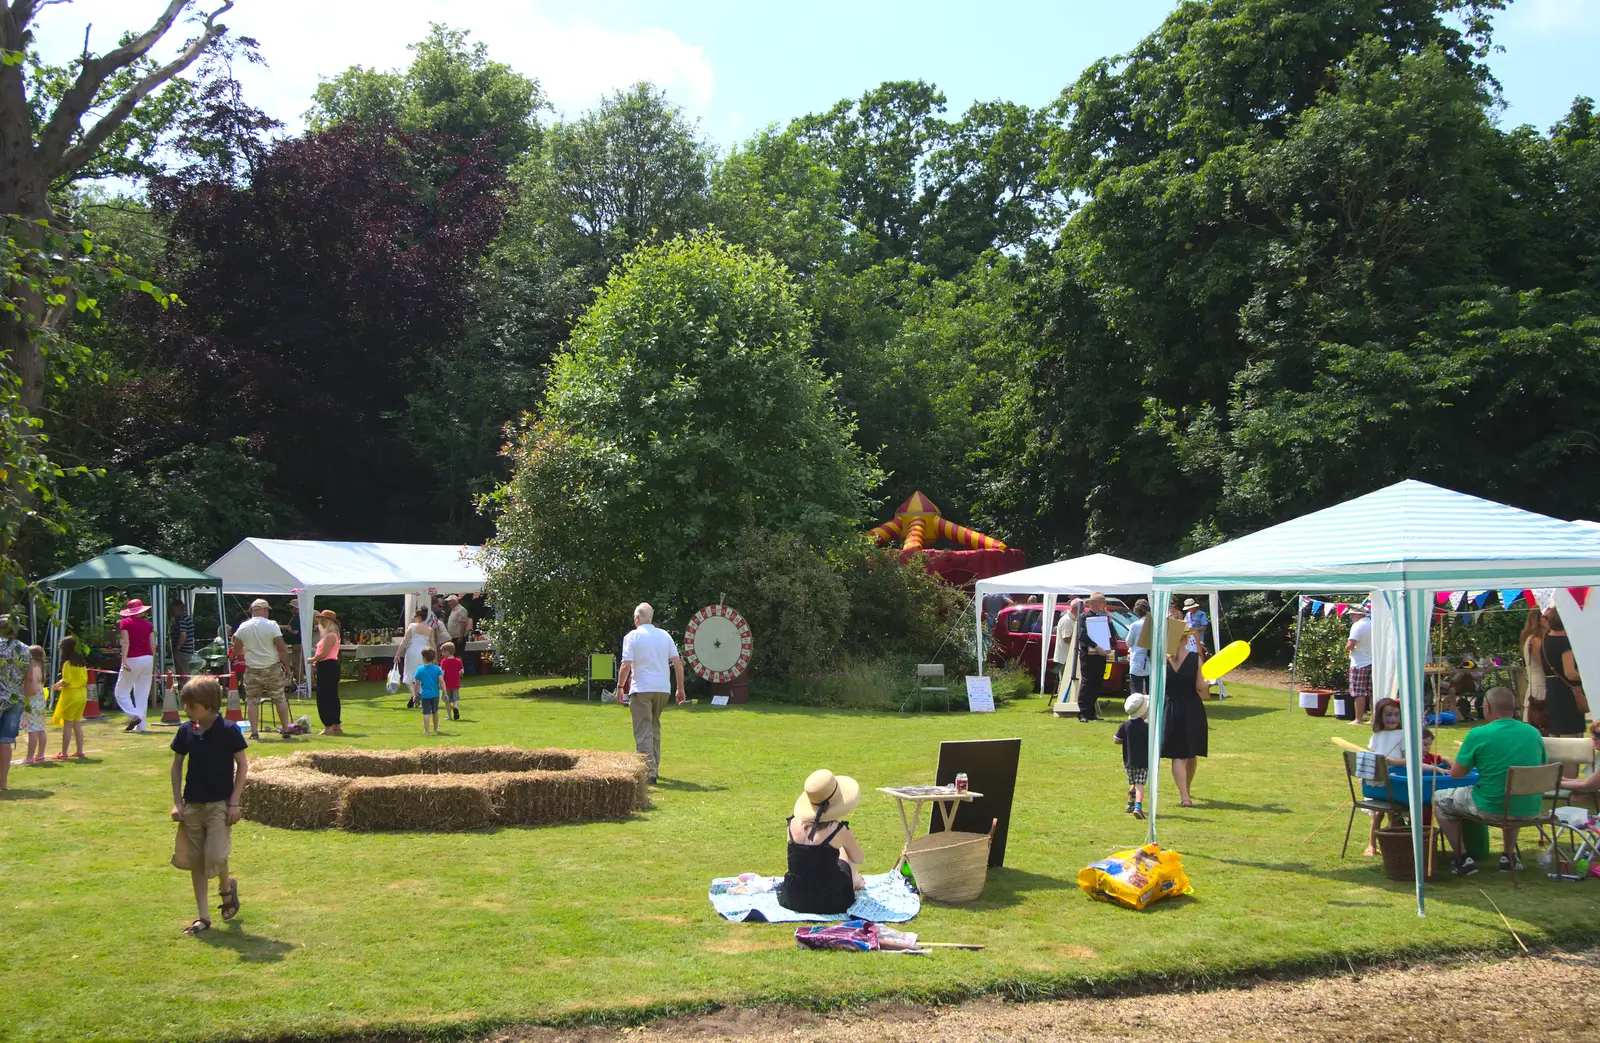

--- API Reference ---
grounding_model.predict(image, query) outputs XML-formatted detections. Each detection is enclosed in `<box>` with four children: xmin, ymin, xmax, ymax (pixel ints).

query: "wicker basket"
<box><xmin>904</xmin><ymin>818</ymin><xmax>996</xmax><ymax>902</ymax></box>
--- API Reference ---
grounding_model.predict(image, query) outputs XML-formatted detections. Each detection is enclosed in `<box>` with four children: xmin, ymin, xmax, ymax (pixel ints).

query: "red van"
<box><xmin>988</xmin><ymin>602</ymin><xmax>1135</xmax><ymax>693</ymax></box>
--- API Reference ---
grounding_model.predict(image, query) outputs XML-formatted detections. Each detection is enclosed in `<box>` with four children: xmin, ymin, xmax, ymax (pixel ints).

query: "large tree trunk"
<box><xmin>0</xmin><ymin>4</ymin><xmax>54</xmax><ymax>414</ymax></box>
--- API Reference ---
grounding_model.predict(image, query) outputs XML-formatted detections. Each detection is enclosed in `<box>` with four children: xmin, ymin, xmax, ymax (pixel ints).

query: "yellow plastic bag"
<box><xmin>1077</xmin><ymin>842</ymin><xmax>1193</xmax><ymax>911</ymax></box>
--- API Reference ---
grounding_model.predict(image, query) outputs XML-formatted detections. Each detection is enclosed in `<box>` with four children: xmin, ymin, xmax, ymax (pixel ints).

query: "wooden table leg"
<box><xmin>895</xmin><ymin>798</ymin><xmax>915</xmax><ymax>847</ymax></box>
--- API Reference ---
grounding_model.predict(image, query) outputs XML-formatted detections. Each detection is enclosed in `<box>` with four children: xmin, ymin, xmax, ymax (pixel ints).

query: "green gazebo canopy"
<box><xmin>39</xmin><ymin>545</ymin><xmax>218</xmax><ymax>589</ymax></box>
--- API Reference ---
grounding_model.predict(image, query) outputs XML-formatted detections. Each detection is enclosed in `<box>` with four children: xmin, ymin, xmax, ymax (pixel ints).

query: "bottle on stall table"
<box><xmin>955</xmin><ymin>772</ymin><xmax>968</xmax><ymax>794</ymax></box>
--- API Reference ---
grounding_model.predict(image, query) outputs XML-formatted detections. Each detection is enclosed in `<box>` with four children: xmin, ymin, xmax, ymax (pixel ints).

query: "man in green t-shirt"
<box><xmin>1434</xmin><ymin>687</ymin><xmax>1547</xmax><ymax>876</ymax></box>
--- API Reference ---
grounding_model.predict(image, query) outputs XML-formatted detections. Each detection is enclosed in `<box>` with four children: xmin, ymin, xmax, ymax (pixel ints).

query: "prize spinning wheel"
<box><xmin>684</xmin><ymin>604</ymin><xmax>753</xmax><ymax>683</ymax></box>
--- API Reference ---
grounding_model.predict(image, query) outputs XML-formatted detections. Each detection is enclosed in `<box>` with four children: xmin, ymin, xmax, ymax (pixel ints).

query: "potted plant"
<box><xmin>1291</xmin><ymin>615</ymin><xmax>1351</xmax><ymax>716</ymax></box>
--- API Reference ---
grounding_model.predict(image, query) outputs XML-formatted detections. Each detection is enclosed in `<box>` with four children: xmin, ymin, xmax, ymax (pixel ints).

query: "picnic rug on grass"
<box><xmin>708</xmin><ymin>871</ymin><xmax>921</xmax><ymax>923</ymax></box>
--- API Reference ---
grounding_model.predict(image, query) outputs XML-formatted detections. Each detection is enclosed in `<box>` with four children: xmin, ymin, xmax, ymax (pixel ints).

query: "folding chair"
<box><xmin>586</xmin><ymin>653</ymin><xmax>615</xmax><ymax>702</ymax></box>
<box><xmin>1462</xmin><ymin>762</ymin><xmax>1563</xmax><ymax>888</ymax></box>
<box><xmin>1341</xmin><ymin>750</ymin><xmax>1405</xmax><ymax>858</ymax></box>
<box><xmin>903</xmin><ymin>664</ymin><xmax>949</xmax><ymax>713</ymax></box>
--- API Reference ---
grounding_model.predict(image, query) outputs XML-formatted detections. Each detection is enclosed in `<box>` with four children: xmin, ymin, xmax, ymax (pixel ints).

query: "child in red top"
<box><xmin>1421</xmin><ymin>727</ymin><xmax>1452</xmax><ymax>773</ymax></box>
<box><xmin>440</xmin><ymin>643</ymin><xmax>464</xmax><ymax>722</ymax></box>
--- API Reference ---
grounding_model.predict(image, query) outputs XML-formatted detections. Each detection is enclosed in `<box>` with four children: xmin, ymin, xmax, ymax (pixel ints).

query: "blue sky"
<box><xmin>33</xmin><ymin>0</ymin><xmax>1600</xmax><ymax>149</ymax></box>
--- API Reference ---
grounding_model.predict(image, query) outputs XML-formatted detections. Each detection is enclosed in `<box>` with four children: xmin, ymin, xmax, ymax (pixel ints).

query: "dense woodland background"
<box><xmin>5</xmin><ymin>0</ymin><xmax>1598</xmax><ymax>676</ymax></box>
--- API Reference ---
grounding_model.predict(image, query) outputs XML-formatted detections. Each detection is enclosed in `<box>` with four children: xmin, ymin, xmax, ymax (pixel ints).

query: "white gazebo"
<box><xmin>1145</xmin><ymin>480</ymin><xmax>1600</xmax><ymax>915</ymax></box>
<box><xmin>207</xmin><ymin>539</ymin><xmax>486</xmax><ymax>649</ymax></box>
<box><xmin>973</xmin><ymin>553</ymin><xmax>1223</xmax><ymax>693</ymax></box>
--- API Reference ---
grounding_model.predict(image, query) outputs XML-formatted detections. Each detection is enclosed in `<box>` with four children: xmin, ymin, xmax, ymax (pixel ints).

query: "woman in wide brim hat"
<box><xmin>114</xmin><ymin>598</ymin><xmax>156</xmax><ymax>732</ymax></box>
<box><xmin>778</xmin><ymin>769</ymin><xmax>866</xmax><ymax>915</ymax></box>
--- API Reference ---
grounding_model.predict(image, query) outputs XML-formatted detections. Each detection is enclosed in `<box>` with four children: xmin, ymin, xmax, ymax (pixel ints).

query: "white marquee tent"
<box><xmin>973</xmin><ymin>553</ymin><xmax>1223</xmax><ymax>693</ymax></box>
<box><xmin>1145</xmin><ymin>480</ymin><xmax>1600</xmax><ymax>915</ymax></box>
<box><xmin>207</xmin><ymin>539</ymin><xmax>486</xmax><ymax>650</ymax></box>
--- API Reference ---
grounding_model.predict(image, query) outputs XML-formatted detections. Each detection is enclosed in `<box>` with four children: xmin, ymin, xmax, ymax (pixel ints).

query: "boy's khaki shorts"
<box><xmin>172</xmin><ymin>800</ymin><xmax>232</xmax><ymax>879</ymax></box>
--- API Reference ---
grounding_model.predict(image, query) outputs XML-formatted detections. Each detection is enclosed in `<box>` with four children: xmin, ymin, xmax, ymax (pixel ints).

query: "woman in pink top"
<box><xmin>307</xmin><ymin>610</ymin><xmax>344</xmax><ymax>735</ymax></box>
<box><xmin>114</xmin><ymin>598</ymin><xmax>155</xmax><ymax>733</ymax></box>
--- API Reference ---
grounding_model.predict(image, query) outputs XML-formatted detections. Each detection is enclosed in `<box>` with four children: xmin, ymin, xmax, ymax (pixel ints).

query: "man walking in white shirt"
<box><xmin>617</xmin><ymin>602</ymin><xmax>685</xmax><ymax>784</ymax></box>
<box><xmin>1346</xmin><ymin>606</ymin><xmax>1373</xmax><ymax>725</ymax></box>
<box><xmin>232</xmin><ymin>599</ymin><xmax>294</xmax><ymax>740</ymax></box>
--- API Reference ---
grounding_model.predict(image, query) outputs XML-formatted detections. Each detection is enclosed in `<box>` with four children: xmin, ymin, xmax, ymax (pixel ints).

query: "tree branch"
<box><xmin>37</xmin><ymin>0</ymin><xmax>232</xmax><ymax>179</ymax></box>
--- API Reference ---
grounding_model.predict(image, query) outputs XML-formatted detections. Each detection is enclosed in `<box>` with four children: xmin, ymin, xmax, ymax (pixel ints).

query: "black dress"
<box><xmin>777</xmin><ymin>817</ymin><xmax>855</xmax><ymax>914</ymax></box>
<box><xmin>1162</xmin><ymin>651</ymin><xmax>1209</xmax><ymax>759</ymax></box>
<box><xmin>1542</xmin><ymin>634</ymin><xmax>1585</xmax><ymax>735</ymax></box>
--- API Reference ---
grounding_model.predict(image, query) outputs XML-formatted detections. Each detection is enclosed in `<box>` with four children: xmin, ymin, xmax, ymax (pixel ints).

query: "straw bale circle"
<box><xmin>241</xmin><ymin>745</ymin><xmax>649</xmax><ymax>832</ymax></box>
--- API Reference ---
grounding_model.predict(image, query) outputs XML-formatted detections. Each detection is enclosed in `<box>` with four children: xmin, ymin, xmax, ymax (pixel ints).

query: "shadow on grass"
<box><xmin>1190</xmin><ymin>798</ymin><xmax>1293</xmax><ymax>814</ymax></box>
<box><xmin>655</xmin><ymin>778</ymin><xmax>727</xmax><ymax>793</ymax></box>
<box><xmin>1205</xmin><ymin>704</ymin><xmax>1280</xmax><ymax>721</ymax></box>
<box><xmin>974</xmin><ymin>865</ymin><xmax>1078</xmax><ymax>909</ymax></box>
<box><xmin>200</xmin><ymin>921</ymin><xmax>294</xmax><ymax>963</ymax></box>
<box><xmin>1</xmin><ymin>788</ymin><xmax>53</xmax><ymax>799</ymax></box>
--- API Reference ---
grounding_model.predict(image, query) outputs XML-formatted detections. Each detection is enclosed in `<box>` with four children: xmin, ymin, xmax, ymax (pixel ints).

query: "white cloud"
<box><xmin>28</xmin><ymin>1</ymin><xmax>715</xmax><ymax>132</ymax></box>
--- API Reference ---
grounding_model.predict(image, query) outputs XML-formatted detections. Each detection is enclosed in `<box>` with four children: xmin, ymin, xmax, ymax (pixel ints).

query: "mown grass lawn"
<box><xmin>6</xmin><ymin>675</ymin><xmax>1599</xmax><ymax>1042</ymax></box>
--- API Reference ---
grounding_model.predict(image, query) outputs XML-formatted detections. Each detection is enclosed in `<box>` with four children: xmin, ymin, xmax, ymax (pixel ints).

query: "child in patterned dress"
<box><xmin>21</xmin><ymin>645</ymin><xmax>48</xmax><ymax>765</ymax></box>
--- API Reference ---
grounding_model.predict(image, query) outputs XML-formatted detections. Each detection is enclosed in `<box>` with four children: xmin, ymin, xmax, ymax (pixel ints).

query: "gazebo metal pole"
<box><xmin>1145</xmin><ymin>589</ymin><xmax>1171</xmax><ymax>845</ymax></box>
<box><xmin>1291</xmin><ymin>595</ymin><xmax>1305</xmax><ymax>709</ymax></box>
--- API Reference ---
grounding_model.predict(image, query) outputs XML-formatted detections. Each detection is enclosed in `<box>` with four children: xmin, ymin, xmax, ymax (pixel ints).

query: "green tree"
<box><xmin>306</xmin><ymin>24</ymin><xmax>544</xmax><ymax>163</ymax></box>
<box><xmin>999</xmin><ymin>0</ymin><xmax>1600</xmax><ymax>561</ymax></box>
<box><xmin>482</xmin><ymin>233</ymin><xmax>880</xmax><ymax>672</ymax></box>
<box><xmin>478</xmin><ymin>82</ymin><xmax>713</xmax><ymax>370</ymax></box>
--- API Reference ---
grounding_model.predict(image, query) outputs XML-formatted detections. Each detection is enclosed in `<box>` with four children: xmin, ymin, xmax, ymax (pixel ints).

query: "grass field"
<box><xmin>5</xmin><ymin>675</ymin><xmax>1599</xmax><ymax>1042</ymax></box>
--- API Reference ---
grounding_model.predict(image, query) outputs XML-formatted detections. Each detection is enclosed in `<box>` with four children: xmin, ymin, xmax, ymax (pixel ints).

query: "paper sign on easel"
<box><xmin>965</xmin><ymin>676</ymin><xmax>995</xmax><ymax>713</ymax></box>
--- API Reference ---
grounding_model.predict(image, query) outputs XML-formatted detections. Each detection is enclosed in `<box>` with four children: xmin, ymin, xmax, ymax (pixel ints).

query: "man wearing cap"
<box><xmin>232</xmin><ymin>600</ymin><xmax>294</xmax><ymax>740</ymax></box>
<box><xmin>1075</xmin><ymin>592</ymin><xmax>1114</xmax><ymax>722</ymax></box>
<box><xmin>1346</xmin><ymin>605</ymin><xmax>1373</xmax><ymax>726</ymax></box>
<box><xmin>445</xmin><ymin>596</ymin><xmax>473</xmax><ymax>674</ymax></box>
<box><xmin>617</xmin><ymin>602</ymin><xmax>685</xmax><ymax>783</ymax></box>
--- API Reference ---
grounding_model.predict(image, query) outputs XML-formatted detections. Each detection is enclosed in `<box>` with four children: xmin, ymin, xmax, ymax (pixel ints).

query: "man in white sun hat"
<box><xmin>231</xmin><ymin>600</ymin><xmax>294</xmax><ymax>741</ymax></box>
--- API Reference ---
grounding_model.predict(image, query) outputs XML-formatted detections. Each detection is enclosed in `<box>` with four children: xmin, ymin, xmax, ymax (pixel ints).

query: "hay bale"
<box><xmin>338</xmin><ymin>774</ymin><xmax>496</xmax><ymax>832</ymax></box>
<box><xmin>491</xmin><ymin>750</ymin><xmax>649</xmax><ymax>826</ymax></box>
<box><xmin>305</xmin><ymin>749</ymin><xmax>423</xmax><ymax>778</ymax></box>
<box><xmin>241</xmin><ymin>767</ymin><xmax>351</xmax><ymax>829</ymax></box>
<box><xmin>416</xmin><ymin>745</ymin><xmax>578</xmax><ymax>775</ymax></box>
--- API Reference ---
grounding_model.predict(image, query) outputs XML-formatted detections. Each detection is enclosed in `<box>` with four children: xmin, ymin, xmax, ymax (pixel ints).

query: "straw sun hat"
<box><xmin>1182</xmin><ymin>598</ymin><xmax>1201</xmax><ymax>612</ymax></box>
<box><xmin>793</xmin><ymin>769</ymin><xmax>861</xmax><ymax>824</ymax></box>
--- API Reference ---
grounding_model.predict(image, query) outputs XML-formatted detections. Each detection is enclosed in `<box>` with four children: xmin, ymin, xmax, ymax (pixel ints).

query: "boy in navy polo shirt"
<box><xmin>169</xmin><ymin>675</ymin><xmax>249</xmax><ymax>936</ymax></box>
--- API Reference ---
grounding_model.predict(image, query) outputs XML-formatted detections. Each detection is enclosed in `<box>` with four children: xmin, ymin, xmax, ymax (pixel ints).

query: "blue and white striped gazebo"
<box><xmin>1145</xmin><ymin>479</ymin><xmax>1600</xmax><ymax>915</ymax></box>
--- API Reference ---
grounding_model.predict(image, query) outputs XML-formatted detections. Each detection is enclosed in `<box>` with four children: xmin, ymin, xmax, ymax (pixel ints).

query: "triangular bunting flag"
<box><xmin>1335</xmin><ymin>604</ymin><xmax>1349</xmax><ymax>618</ymax></box>
<box><xmin>1499</xmin><ymin>589</ymin><xmax>1520</xmax><ymax>611</ymax></box>
<box><xmin>1472</xmin><ymin>591</ymin><xmax>1490</xmax><ymax>609</ymax></box>
<box><xmin>1435</xmin><ymin>592</ymin><xmax>1453</xmax><ymax>606</ymax></box>
<box><xmin>1572</xmin><ymin>587</ymin><xmax>1592</xmax><ymax>610</ymax></box>
<box><xmin>1451</xmin><ymin>591</ymin><xmax>1469</xmax><ymax>610</ymax></box>
<box><xmin>1309</xmin><ymin>600</ymin><xmax>1323</xmax><ymax>616</ymax></box>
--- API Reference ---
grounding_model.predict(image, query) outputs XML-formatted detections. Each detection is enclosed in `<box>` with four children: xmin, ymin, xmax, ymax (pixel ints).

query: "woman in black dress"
<box><xmin>778</xmin><ymin>769</ymin><xmax>866</xmax><ymax>914</ymax></box>
<box><xmin>1541</xmin><ymin>607</ymin><xmax>1587</xmax><ymax>737</ymax></box>
<box><xmin>1162</xmin><ymin>602</ymin><xmax>1210</xmax><ymax>807</ymax></box>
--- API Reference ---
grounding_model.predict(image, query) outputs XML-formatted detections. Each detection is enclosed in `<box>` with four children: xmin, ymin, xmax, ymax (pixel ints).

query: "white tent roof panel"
<box><xmin>1153</xmin><ymin>480</ymin><xmax>1600</xmax><ymax>591</ymax></box>
<box><xmin>974</xmin><ymin>553</ymin><xmax>1156</xmax><ymax>597</ymax></box>
<box><xmin>208</xmin><ymin>538</ymin><xmax>485</xmax><ymax>597</ymax></box>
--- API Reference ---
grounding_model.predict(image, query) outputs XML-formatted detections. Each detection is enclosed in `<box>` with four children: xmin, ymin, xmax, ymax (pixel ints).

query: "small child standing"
<box><xmin>20</xmin><ymin>646</ymin><xmax>48</xmax><ymax>765</ymax></box>
<box><xmin>50</xmin><ymin>636</ymin><xmax>89</xmax><ymax>760</ymax></box>
<box><xmin>169</xmin><ymin>675</ymin><xmax>248</xmax><ymax>936</ymax></box>
<box><xmin>413</xmin><ymin>647</ymin><xmax>444</xmax><ymax>736</ymax></box>
<box><xmin>1114</xmin><ymin>693</ymin><xmax>1150</xmax><ymax>820</ymax></box>
<box><xmin>440</xmin><ymin>642</ymin><xmax>464</xmax><ymax>722</ymax></box>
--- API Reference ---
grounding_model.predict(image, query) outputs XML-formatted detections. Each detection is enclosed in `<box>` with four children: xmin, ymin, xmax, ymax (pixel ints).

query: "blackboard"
<box><xmin>931</xmin><ymin>737</ymin><xmax>1022</xmax><ymax>867</ymax></box>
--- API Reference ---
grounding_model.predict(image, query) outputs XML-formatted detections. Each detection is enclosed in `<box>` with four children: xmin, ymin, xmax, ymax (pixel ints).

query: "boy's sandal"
<box><xmin>183</xmin><ymin>918</ymin><xmax>212</xmax><ymax>935</ymax></box>
<box><xmin>219</xmin><ymin>879</ymin><xmax>240</xmax><ymax>920</ymax></box>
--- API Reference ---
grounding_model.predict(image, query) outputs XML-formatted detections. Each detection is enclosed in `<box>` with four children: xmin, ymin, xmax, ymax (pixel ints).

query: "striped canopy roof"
<box><xmin>1153</xmin><ymin>480</ymin><xmax>1600</xmax><ymax>591</ymax></box>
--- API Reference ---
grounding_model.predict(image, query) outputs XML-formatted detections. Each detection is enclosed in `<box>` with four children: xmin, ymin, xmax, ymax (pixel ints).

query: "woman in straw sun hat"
<box><xmin>114</xmin><ymin>597</ymin><xmax>156</xmax><ymax>733</ymax></box>
<box><xmin>777</xmin><ymin>769</ymin><xmax>866</xmax><ymax>914</ymax></box>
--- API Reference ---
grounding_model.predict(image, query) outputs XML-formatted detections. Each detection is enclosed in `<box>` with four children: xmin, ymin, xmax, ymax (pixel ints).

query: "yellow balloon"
<box><xmin>1202</xmin><ymin>639</ymin><xmax>1251</xmax><ymax>681</ymax></box>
